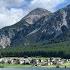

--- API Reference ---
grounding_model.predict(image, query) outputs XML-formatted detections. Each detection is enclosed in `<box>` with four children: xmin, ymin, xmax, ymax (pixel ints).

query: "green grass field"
<box><xmin>0</xmin><ymin>64</ymin><xmax>32</xmax><ymax>68</ymax></box>
<box><xmin>0</xmin><ymin>63</ymin><xmax>70</xmax><ymax>68</ymax></box>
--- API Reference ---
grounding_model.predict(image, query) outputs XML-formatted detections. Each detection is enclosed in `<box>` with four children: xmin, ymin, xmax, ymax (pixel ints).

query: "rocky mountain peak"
<box><xmin>24</xmin><ymin>8</ymin><xmax>52</xmax><ymax>24</ymax></box>
<box><xmin>0</xmin><ymin>5</ymin><xmax>70</xmax><ymax>48</ymax></box>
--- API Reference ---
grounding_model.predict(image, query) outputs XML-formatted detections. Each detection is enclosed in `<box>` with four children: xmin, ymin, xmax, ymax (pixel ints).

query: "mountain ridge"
<box><xmin>0</xmin><ymin>8</ymin><xmax>51</xmax><ymax>48</ymax></box>
<box><xmin>23</xmin><ymin>8</ymin><xmax>52</xmax><ymax>24</ymax></box>
<box><xmin>0</xmin><ymin>5</ymin><xmax>70</xmax><ymax>48</ymax></box>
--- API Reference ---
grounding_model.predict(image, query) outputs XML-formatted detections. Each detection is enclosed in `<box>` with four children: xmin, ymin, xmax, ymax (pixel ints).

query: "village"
<box><xmin>0</xmin><ymin>57</ymin><xmax>70</xmax><ymax>68</ymax></box>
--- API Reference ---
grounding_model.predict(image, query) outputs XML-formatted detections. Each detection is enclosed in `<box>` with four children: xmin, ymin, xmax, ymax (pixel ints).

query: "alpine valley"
<box><xmin>0</xmin><ymin>4</ymin><xmax>70</xmax><ymax>48</ymax></box>
<box><xmin>0</xmin><ymin>5</ymin><xmax>70</xmax><ymax>48</ymax></box>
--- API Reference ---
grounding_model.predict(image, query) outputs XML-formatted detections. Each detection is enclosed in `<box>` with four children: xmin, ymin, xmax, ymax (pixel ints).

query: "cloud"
<box><xmin>55</xmin><ymin>0</ymin><xmax>70</xmax><ymax>10</ymax></box>
<box><xmin>0</xmin><ymin>0</ymin><xmax>30</xmax><ymax>29</ymax></box>
<box><xmin>29</xmin><ymin>0</ymin><xmax>65</xmax><ymax>12</ymax></box>
<box><xmin>0</xmin><ymin>0</ymin><xmax>70</xmax><ymax>29</ymax></box>
<box><xmin>0</xmin><ymin>0</ymin><xmax>24</xmax><ymax>8</ymax></box>
<box><xmin>0</xmin><ymin>8</ymin><xmax>24</xmax><ymax>29</ymax></box>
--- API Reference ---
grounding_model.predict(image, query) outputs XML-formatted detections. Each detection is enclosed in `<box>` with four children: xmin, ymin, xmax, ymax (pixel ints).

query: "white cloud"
<box><xmin>29</xmin><ymin>0</ymin><xmax>65</xmax><ymax>12</ymax></box>
<box><xmin>0</xmin><ymin>0</ymin><xmax>24</xmax><ymax>7</ymax></box>
<box><xmin>0</xmin><ymin>8</ymin><xmax>24</xmax><ymax>29</ymax></box>
<box><xmin>0</xmin><ymin>0</ymin><xmax>69</xmax><ymax>29</ymax></box>
<box><xmin>0</xmin><ymin>0</ymin><xmax>29</xmax><ymax>29</ymax></box>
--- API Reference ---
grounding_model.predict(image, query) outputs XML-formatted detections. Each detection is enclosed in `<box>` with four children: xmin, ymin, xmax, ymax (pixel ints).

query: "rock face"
<box><xmin>0</xmin><ymin>8</ymin><xmax>51</xmax><ymax>48</ymax></box>
<box><xmin>24</xmin><ymin>5</ymin><xmax>70</xmax><ymax>44</ymax></box>
<box><xmin>24</xmin><ymin>8</ymin><xmax>51</xmax><ymax>24</ymax></box>
<box><xmin>0</xmin><ymin>5</ymin><xmax>70</xmax><ymax>48</ymax></box>
<box><xmin>0</xmin><ymin>35</ymin><xmax>11</xmax><ymax>48</ymax></box>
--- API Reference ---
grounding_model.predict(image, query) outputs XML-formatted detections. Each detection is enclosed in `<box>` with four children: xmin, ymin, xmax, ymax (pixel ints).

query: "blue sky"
<box><xmin>0</xmin><ymin>0</ymin><xmax>70</xmax><ymax>29</ymax></box>
<box><xmin>55</xmin><ymin>0</ymin><xmax>70</xmax><ymax>10</ymax></box>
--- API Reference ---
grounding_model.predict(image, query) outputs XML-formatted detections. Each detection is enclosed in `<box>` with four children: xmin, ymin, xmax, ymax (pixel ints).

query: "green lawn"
<box><xmin>61</xmin><ymin>62</ymin><xmax>70</xmax><ymax>68</ymax></box>
<box><xmin>0</xmin><ymin>64</ymin><xmax>32</xmax><ymax>68</ymax></box>
<box><xmin>0</xmin><ymin>63</ymin><xmax>70</xmax><ymax>68</ymax></box>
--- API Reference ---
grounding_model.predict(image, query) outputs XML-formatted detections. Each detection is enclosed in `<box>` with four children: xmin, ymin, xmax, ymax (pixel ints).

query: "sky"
<box><xmin>0</xmin><ymin>0</ymin><xmax>70</xmax><ymax>29</ymax></box>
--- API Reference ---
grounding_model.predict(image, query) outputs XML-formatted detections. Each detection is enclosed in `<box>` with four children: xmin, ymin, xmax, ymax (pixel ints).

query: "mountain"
<box><xmin>25</xmin><ymin>5</ymin><xmax>70</xmax><ymax>44</ymax></box>
<box><xmin>24</xmin><ymin>8</ymin><xmax>51</xmax><ymax>24</ymax></box>
<box><xmin>0</xmin><ymin>5</ymin><xmax>70</xmax><ymax>48</ymax></box>
<box><xmin>0</xmin><ymin>8</ymin><xmax>51</xmax><ymax>48</ymax></box>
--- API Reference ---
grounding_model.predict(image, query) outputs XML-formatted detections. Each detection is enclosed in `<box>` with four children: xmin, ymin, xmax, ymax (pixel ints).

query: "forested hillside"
<box><xmin>0</xmin><ymin>41</ymin><xmax>70</xmax><ymax>58</ymax></box>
